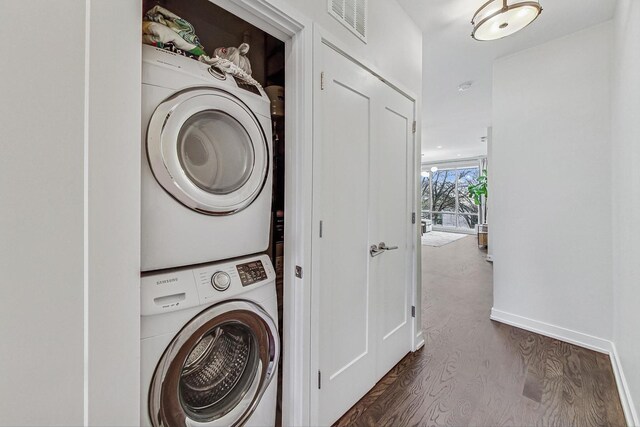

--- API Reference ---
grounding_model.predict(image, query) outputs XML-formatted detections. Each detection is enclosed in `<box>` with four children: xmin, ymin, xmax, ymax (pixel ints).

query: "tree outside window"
<box><xmin>422</xmin><ymin>165</ymin><xmax>480</xmax><ymax>231</ymax></box>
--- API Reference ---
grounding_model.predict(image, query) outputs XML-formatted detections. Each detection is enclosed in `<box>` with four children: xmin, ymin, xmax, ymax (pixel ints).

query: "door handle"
<box><xmin>379</xmin><ymin>242</ymin><xmax>398</xmax><ymax>251</ymax></box>
<box><xmin>370</xmin><ymin>244</ymin><xmax>385</xmax><ymax>257</ymax></box>
<box><xmin>370</xmin><ymin>242</ymin><xmax>399</xmax><ymax>257</ymax></box>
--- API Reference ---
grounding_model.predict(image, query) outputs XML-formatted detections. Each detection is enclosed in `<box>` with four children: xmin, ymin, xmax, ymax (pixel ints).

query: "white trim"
<box><xmin>82</xmin><ymin>0</ymin><xmax>91</xmax><ymax>423</ymax></box>
<box><xmin>283</xmin><ymin>19</ymin><xmax>314</xmax><ymax>427</ymax></box>
<box><xmin>422</xmin><ymin>156</ymin><xmax>487</xmax><ymax>168</ymax></box>
<box><xmin>414</xmin><ymin>330</ymin><xmax>425</xmax><ymax>351</ymax></box>
<box><xmin>491</xmin><ymin>309</ymin><xmax>639</xmax><ymax>426</ymax></box>
<box><xmin>314</xmin><ymin>26</ymin><xmax>418</xmax><ymax>102</ymax></box>
<box><xmin>432</xmin><ymin>226</ymin><xmax>477</xmax><ymax>235</ymax></box>
<box><xmin>490</xmin><ymin>308</ymin><xmax>612</xmax><ymax>353</ymax></box>
<box><xmin>207</xmin><ymin>2</ymin><xmax>313</xmax><ymax>426</ymax></box>
<box><xmin>611</xmin><ymin>342</ymin><xmax>640</xmax><ymax>427</ymax></box>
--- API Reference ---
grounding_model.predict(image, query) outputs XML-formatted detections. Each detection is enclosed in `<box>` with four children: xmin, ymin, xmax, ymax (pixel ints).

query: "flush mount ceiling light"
<box><xmin>431</xmin><ymin>166</ymin><xmax>438</xmax><ymax>173</ymax></box>
<box><xmin>421</xmin><ymin>171</ymin><xmax>429</xmax><ymax>177</ymax></box>
<box><xmin>471</xmin><ymin>0</ymin><xmax>542</xmax><ymax>41</ymax></box>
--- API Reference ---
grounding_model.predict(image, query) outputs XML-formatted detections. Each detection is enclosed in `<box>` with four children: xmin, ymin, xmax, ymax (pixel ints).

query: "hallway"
<box><xmin>336</xmin><ymin>236</ymin><xmax>625</xmax><ymax>426</ymax></box>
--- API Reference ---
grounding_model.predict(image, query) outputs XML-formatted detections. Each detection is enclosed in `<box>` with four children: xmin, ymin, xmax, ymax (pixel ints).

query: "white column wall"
<box><xmin>0</xmin><ymin>1</ymin><xmax>141</xmax><ymax>425</ymax></box>
<box><xmin>0</xmin><ymin>2</ymin><xmax>87</xmax><ymax>425</ymax></box>
<box><xmin>86</xmin><ymin>1</ymin><xmax>141</xmax><ymax>425</ymax></box>
<box><xmin>491</xmin><ymin>23</ymin><xmax>613</xmax><ymax>341</ymax></box>
<box><xmin>612</xmin><ymin>0</ymin><xmax>640</xmax><ymax>422</ymax></box>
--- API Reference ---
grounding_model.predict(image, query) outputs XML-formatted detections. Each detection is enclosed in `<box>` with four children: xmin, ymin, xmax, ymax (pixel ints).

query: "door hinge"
<box><xmin>412</xmin><ymin>121</ymin><xmax>417</xmax><ymax>133</ymax></box>
<box><xmin>319</xmin><ymin>220</ymin><xmax>323</xmax><ymax>238</ymax></box>
<box><xmin>318</xmin><ymin>370</ymin><xmax>322</xmax><ymax>389</ymax></box>
<box><xmin>411</xmin><ymin>306</ymin><xmax>416</xmax><ymax>318</ymax></box>
<box><xmin>295</xmin><ymin>266</ymin><xmax>303</xmax><ymax>279</ymax></box>
<box><xmin>412</xmin><ymin>212</ymin><xmax>416</xmax><ymax>224</ymax></box>
<box><xmin>320</xmin><ymin>72</ymin><xmax>325</xmax><ymax>90</ymax></box>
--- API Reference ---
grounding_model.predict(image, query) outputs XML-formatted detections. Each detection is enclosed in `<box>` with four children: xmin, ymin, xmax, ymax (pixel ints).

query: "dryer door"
<box><xmin>147</xmin><ymin>88</ymin><xmax>269</xmax><ymax>215</ymax></box>
<box><xmin>149</xmin><ymin>301</ymin><xmax>279</xmax><ymax>427</ymax></box>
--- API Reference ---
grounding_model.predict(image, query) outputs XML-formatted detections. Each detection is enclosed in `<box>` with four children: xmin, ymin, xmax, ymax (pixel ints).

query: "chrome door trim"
<box><xmin>149</xmin><ymin>300</ymin><xmax>280</xmax><ymax>427</ymax></box>
<box><xmin>146</xmin><ymin>87</ymin><xmax>270</xmax><ymax>215</ymax></box>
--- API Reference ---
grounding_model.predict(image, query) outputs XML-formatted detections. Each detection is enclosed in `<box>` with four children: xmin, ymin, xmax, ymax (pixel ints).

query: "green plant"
<box><xmin>468</xmin><ymin>170</ymin><xmax>488</xmax><ymax>221</ymax></box>
<box><xmin>468</xmin><ymin>170</ymin><xmax>487</xmax><ymax>205</ymax></box>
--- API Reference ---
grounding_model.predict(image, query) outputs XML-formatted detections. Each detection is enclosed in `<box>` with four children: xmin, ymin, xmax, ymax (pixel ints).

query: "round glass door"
<box><xmin>148</xmin><ymin>301</ymin><xmax>279</xmax><ymax>427</ymax></box>
<box><xmin>178</xmin><ymin>111</ymin><xmax>255</xmax><ymax>196</ymax></box>
<box><xmin>147</xmin><ymin>88</ymin><xmax>269</xmax><ymax>215</ymax></box>
<box><xmin>179</xmin><ymin>322</ymin><xmax>258</xmax><ymax>421</ymax></box>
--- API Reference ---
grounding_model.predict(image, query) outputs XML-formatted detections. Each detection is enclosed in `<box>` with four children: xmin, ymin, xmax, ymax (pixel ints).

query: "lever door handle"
<box><xmin>370</xmin><ymin>242</ymin><xmax>399</xmax><ymax>257</ymax></box>
<box><xmin>379</xmin><ymin>242</ymin><xmax>398</xmax><ymax>251</ymax></box>
<box><xmin>370</xmin><ymin>244</ymin><xmax>385</xmax><ymax>257</ymax></box>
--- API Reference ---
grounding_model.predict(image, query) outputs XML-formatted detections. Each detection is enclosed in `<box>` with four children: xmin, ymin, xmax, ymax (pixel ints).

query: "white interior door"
<box><xmin>313</xmin><ymin>45</ymin><xmax>378</xmax><ymax>427</ymax></box>
<box><xmin>313</xmin><ymin>43</ymin><xmax>415</xmax><ymax>426</ymax></box>
<box><xmin>371</xmin><ymin>83</ymin><xmax>414</xmax><ymax>377</ymax></box>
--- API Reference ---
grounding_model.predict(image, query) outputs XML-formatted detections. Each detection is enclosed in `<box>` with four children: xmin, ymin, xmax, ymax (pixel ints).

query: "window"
<box><xmin>422</xmin><ymin>164</ymin><xmax>481</xmax><ymax>232</ymax></box>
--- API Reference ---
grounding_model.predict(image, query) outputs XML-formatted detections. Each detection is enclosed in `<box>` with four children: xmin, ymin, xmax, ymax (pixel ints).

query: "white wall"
<box><xmin>491</xmin><ymin>23</ymin><xmax>613</xmax><ymax>341</ymax></box>
<box><xmin>0</xmin><ymin>1</ymin><xmax>141</xmax><ymax>425</ymax></box>
<box><xmin>0</xmin><ymin>2</ymin><xmax>86</xmax><ymax>424</ymax></box>
<box><xmin>278</xmin><ymin>0</ymin><xmax>422</xmax><ymax>98</ymax></box>
<box><xmin>612</xmin><ymin>0</ymin><xmax>640</xmax><ymax>422</ymax></box>
<box><xmin>86</xmin><ymin>1</ymin><xmax>141</xmax><ymax>425</ymax></box>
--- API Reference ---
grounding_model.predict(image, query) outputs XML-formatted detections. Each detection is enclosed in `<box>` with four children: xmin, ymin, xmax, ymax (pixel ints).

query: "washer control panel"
<box><xmin>141</xmin><ymin>254</ymin><xmax>275</xmax><ymax>316</ymax></box>
<box><xmin>236</xmin><ymin>260</ymin><xmax>268</xmax><ymax>286</ymax></box>
<box><xmin>211</xmin><ymin>271</ymin><xmax>231</xmax><ymax>291</ymax></box>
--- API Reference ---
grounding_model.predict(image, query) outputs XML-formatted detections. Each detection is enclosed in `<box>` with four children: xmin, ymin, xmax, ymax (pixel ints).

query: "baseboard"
<box><xmin>414</xmin><ymin>330</ymin><xmax>425</xmax><ymax>351</ymax></box>
<box><xmin>610</xmin><ymin>343</ymin><xmax>640</xmax><ymax>426</ymax></box>
<box><xmin>491</xmin><ymin>308</ymin><xmax>638</xmax><ymax>426</ymax></box>
<box><xmin>490</xmin><ymin>308</ymin><xmax>612</xmax><ymax>354</ymax></box>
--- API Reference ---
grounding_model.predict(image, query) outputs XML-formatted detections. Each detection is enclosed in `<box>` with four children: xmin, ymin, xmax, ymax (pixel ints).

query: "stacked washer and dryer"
<box><xmin>140</xmin><ymin>44</ymin><xmax>279</xmax><ymax>427</ymax></box>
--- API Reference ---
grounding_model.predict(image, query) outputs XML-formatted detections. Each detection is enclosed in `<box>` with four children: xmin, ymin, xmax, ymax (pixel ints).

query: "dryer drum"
<box><xmin>177</xmin><ymin>110</ymin><xmax>256</xmax><ymax>196</ymax></box>
<box><xmin>149</xmin><ymin>301</ymin><xmax>279</xmax><ymax>427</ymax></box>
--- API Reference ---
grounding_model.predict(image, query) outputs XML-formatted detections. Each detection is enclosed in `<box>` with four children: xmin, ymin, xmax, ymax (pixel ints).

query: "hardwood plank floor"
<box><xmin>335</xmin><ymin>236</ymin><xmax>625</xmax><ymax>427</ymax></box>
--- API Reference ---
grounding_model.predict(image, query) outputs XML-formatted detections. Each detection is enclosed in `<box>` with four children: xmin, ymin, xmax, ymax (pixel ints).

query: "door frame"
<box><xmin>310</xmin><ymin>25</ymin><xmax>422</xmax><ymax>426</ymax></box>
<box><xmin>207</xmin><ymin>1</ymin><xmax>313</xmax><ymax>425</ymax></box>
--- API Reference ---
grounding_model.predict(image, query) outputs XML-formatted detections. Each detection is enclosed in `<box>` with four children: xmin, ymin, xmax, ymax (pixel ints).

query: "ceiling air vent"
<box><xmin>329</xmin><ymin>0</ymin><xmax>367</xmax><ymax>42</ymax></box>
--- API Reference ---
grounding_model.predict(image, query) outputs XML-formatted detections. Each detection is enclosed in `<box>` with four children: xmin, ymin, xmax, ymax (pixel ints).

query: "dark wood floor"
<box><xmin>335</xmin><ymin>236</ymin><xmax>626</xmax><ymax>427</ymax></box>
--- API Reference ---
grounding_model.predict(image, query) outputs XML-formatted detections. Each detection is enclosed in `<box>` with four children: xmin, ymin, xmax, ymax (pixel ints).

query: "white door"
<box><xmin>371</xmin><ymin>82</ymin><xmax>414</xmax><ymax>377</ymax></box>
<box><xmin>313</xmin><ymin>46</ymin><xmax>378</xmax><ymax>426</ymax></box>
<box><xmin>313</xmin><ymin>44</ymin><xmax>415</xmax><ymax>426</ymax></box>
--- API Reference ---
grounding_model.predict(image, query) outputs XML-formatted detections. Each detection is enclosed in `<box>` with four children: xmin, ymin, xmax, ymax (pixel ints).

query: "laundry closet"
<box><xmin>139</xmin><ymin>1</ymin><xmax>287</xmax><ymax>426</ymax></box>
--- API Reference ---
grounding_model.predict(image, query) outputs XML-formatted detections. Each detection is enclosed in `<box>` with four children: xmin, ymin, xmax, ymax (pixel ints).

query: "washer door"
<box><xmin>147</xmin><ymin>88</ymin><xmax>269</xmax><ymax>215</ymax></box>
<box><xmin>149</xmin><ymin>301</ymin><xmax>279</xmax><ymax>427</ymax></box>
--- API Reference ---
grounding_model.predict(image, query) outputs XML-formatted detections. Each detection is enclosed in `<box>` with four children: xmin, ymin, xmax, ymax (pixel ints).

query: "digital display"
<box><xmin>236</xmin><ymin>260</ymin><xmax>267</xmax><ymax>286</ymax></box>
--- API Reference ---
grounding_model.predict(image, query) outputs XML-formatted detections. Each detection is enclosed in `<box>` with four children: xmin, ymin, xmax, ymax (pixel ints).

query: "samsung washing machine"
<box><xmin>141</xmin><ymin>44</ymin><xmax>273</xmax><ymax>272</ymax></box>
<box><xmin>141</xmin><ymin>254</ymin><xmax>279</xmax><ymax>427</ymax></box>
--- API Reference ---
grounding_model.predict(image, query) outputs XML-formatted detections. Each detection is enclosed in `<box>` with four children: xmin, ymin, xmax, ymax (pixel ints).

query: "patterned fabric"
<box><xmin>142</xmin><ymin>6</ymin><xmax>206</xmax><ymax>57</ymax></box>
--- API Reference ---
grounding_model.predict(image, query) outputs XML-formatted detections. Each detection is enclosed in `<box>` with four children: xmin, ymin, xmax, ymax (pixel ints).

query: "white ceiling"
<box><xmin>396</xmin><ymin>0</ymin><xmax>617</xmax><ymax>163</ymax></box>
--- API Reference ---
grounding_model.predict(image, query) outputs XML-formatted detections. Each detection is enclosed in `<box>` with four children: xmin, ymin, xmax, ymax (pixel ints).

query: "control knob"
<box><xmin>211</xmin><ymin>271</ymin><xmax>231</xmax><ymax>291</ymax></box>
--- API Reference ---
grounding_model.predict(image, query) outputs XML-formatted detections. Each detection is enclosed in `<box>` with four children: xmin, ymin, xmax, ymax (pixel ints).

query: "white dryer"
<box><xmin>141</xmin><ymin>254</ymin><xmax>279</xmax><ymax>427</ymax></box>
<box><xmin>141</xmin><ymin>45</ymin><xmax>273</xmax><ymax>272</ymax></box>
